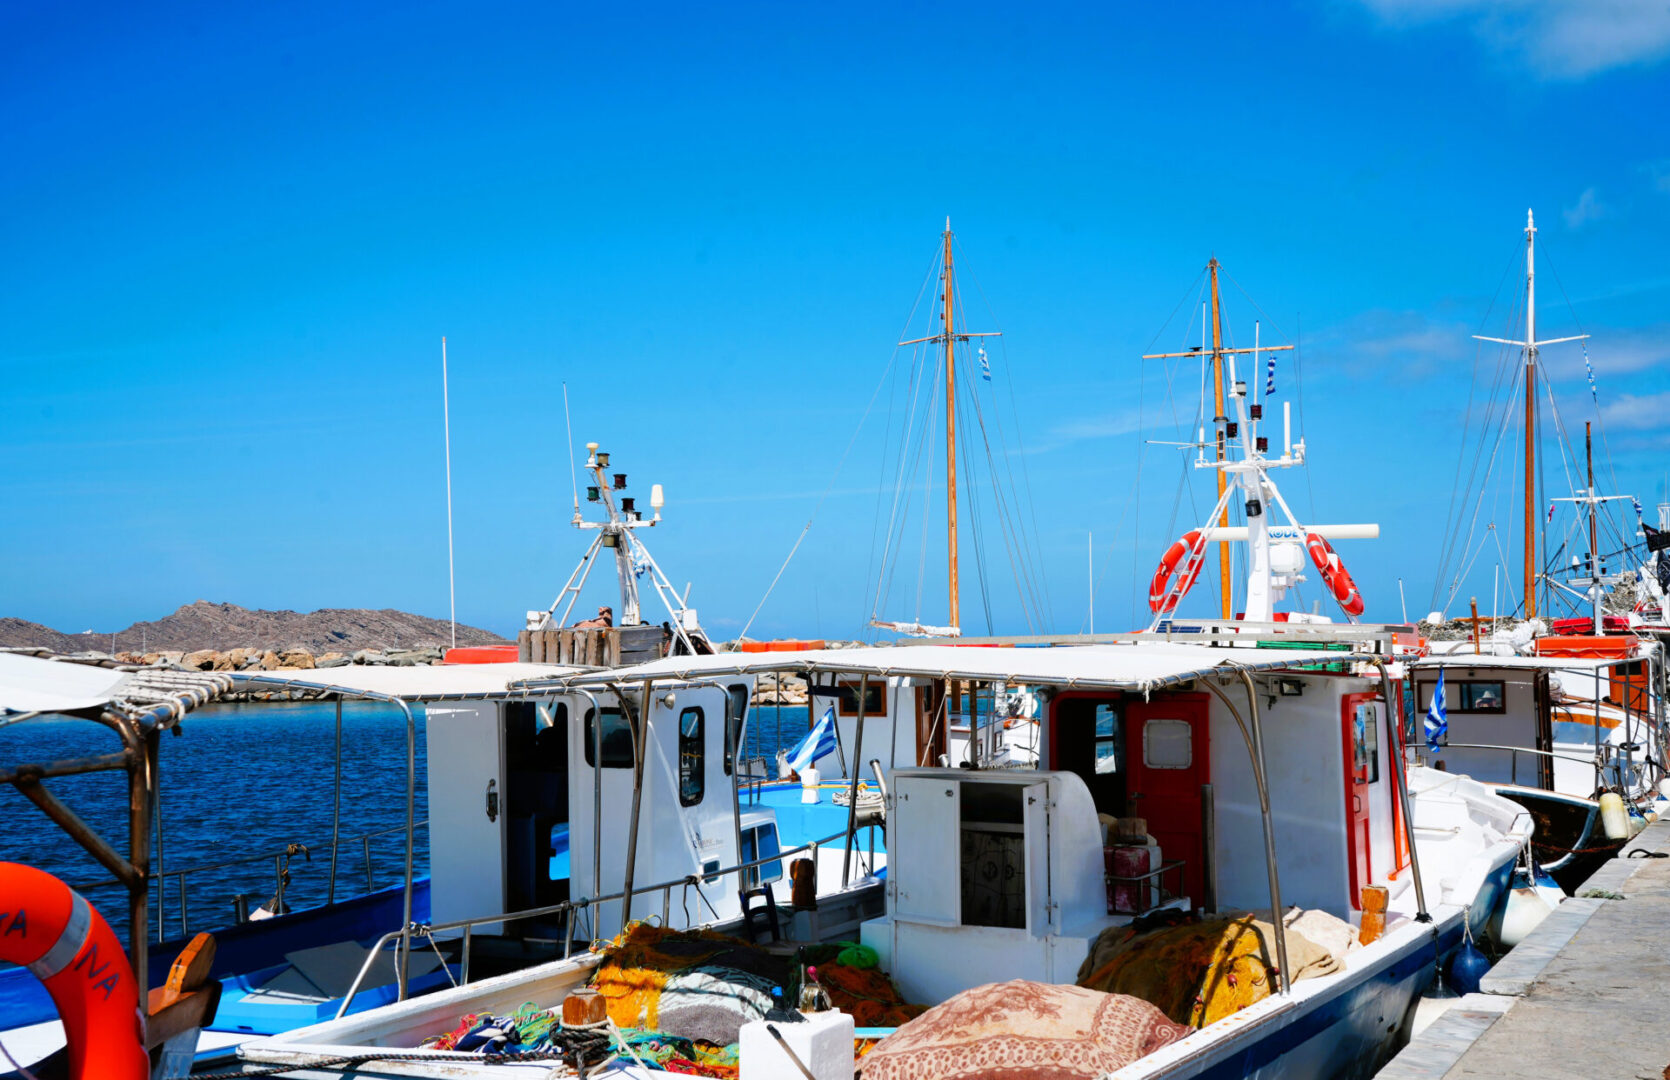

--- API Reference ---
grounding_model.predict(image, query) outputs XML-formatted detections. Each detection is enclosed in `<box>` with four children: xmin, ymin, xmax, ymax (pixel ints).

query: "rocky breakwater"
<box><xmin>107</xmin><ymin>645</ymin><xmax>454</xmax><ymax>701</ymax></box>
<box><xmin>752</xmin><ymin>672</ymin><xmax>808</xmax><ymax>706</ymax></box>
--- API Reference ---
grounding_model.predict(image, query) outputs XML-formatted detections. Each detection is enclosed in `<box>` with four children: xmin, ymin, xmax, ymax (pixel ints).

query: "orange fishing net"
<box><xmin>819</xmin><ymin>963</ymin><xmax>928</xmax><ymax>1028</ymax></box>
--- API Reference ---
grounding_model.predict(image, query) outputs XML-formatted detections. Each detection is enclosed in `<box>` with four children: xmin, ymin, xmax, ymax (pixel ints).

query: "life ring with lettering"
<box><xmin>1305</xmin><ymin>533</ymin><xmax>1365</xmax><ymax>617</ymax></box>
<box><xmin>1148</xmin><ymin>530</ymin><xmax>1208</xmax><ymax>615</ymax></box>
<box><xmin>0</xmin><ymin>862</ymin><xmax>147</xmax><ymax>1080</ymax></box>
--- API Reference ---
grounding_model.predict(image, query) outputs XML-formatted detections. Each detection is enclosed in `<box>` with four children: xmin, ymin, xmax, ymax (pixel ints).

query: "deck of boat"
<box><xmin>1377</xmin><ymin>818</ymin><xmax>1670</xmax><ymax>1080</ymax></box>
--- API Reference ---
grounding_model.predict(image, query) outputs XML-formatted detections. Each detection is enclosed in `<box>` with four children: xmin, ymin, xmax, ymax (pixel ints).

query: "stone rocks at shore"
<box><xmin>110</xmin><ymin>645</ymin><xmax>449</xmax><ymax>671</ymax></box>
<box><xmin>753</xmin><ymin>672</ymin><xmax>808</xmax><ymax>706</ymax></box>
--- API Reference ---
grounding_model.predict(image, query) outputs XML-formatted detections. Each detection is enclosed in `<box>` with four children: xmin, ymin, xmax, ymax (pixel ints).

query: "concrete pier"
<box><xmin>1378</xmin><ymin>820</ymin><xmax>1670</xmax><ymax>1079</ymax></box>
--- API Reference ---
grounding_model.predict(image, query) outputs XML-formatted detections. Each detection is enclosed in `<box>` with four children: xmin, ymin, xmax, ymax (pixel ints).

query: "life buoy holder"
<box><xmin>0</xmin><ymin>862</ymin><xmax>147</xmax><ymax>1080</ymax></box>
<box><xmin>1148</xmin><ymin>530</ymin><xmax>1208</xmax><ymax>615</ymax></box>
<box><xmin>1305</xmin><ymin>533</ymin><xmax>1365</xmax><ymax>617</ymax></box>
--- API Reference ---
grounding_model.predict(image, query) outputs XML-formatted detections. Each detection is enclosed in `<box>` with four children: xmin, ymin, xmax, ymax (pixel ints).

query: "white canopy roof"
<box><xmin>1410</xmin><ymin>652</ymin><xmax>1618</xmax><ymax>673</ymax></box>
<box><xmin>535</xmin><ymin>643</ymin><xmax>1363</xmax><ymax>694</ymax></box>
<box><xmin>234</xmin><ymin>661</ymin><xmax>579</xmax><ymax>701</ymax></box>
<box><xmin>0</xmin><ymin>652</ymin><xmax>134</xmax><ymax>715</ymax></box>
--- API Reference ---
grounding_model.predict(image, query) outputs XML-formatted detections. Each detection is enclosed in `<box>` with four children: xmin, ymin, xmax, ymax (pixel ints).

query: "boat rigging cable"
<box><xmin>1431</xmin><ymin>229</ymin><xmax>1643</xmax><ymax>621</ymax></box>
<box><xmin>865</xmin><ymin>228</ymin><xmax>1053</xmax><ymax>638</ymax></box>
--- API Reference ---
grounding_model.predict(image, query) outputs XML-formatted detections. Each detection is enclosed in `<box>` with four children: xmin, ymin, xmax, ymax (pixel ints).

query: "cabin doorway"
<box><xmin>1046</xmin><ymin>693</ymin><xmax>1126</xmax><ymax>816</ymax></box>
<box><xmin>1123</xmin><ymin>694</ymin><xmax>1210</xmax><ymax>907</ymax></box>
<box><xmin>503</xmin><ymin>700</ymin><xmax>571</xmax><ymax>929</ymax></box>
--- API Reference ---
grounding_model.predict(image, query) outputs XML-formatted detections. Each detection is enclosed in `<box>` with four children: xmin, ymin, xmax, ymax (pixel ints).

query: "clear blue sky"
<box><xmin>5</xmin><ymin>1</ymin><xmax>1669</xmax><ymax>639</ymax></box>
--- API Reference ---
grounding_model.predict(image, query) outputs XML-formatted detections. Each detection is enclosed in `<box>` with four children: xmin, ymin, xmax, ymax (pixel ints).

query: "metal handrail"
<box><xmin>1436</xmin><ymin>742</ymin><xmax>1604</xmax><ymax>787</ymax></box>
<box><xmin>65</xmin><ymin>819</ymin><xmax>427</xmax><ymax>940</ymax></box>
<box><xmin>333</xmin><ymin>825</ymin><xmax>853</xmax><ymax>1019</ymax></box>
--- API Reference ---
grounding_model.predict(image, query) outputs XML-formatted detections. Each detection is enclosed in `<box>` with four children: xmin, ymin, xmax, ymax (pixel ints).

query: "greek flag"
<box><xmin>1425</xmin><ymin>669</ymin><xmax>1448</xmax><ymax>752</ymax></box>
<box><xmin>787</xmin><ymin>706</ymin><xmax>837</xmax><ymax>773</ymax></box>
<box><xmin>977</xmin><ymin>346</ymin><xmax>991</xmax><ymax>382</ymax></box>
<box><xmin>1634</xmin><ymin>496</ymin><xmax>1644</xmax><ymax>522</ymax></box>
<box><xmin>1265</xmin><ymin>352</ymin><xmax>1276</xmax><ymax>397</ymax></box>
<box><xmin>1584</xmin><ymin>343</ymin><xmax>1598</xmax><ymax>402</ymax></box>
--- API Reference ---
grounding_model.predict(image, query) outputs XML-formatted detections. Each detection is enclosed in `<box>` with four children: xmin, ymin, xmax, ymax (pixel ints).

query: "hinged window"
<box><xmin>1142</xmin><ymin>718</ymin><xmax>1193</xmax><ymax>769</ymax></box>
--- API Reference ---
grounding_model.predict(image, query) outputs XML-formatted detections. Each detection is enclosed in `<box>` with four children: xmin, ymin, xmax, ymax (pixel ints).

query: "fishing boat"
<box><xmin>230</xmin><ymin>256</ymin><xmax>1529</xmax><ymax>1080</ymax></box>
<box><xmin>1414</xmin><ymin>212</ymin><xmax>1669</xmax><ymax>890</ymax></box>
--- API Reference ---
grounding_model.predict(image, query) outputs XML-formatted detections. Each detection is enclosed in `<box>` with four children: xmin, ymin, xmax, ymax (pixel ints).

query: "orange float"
<box><xmin>1148</xmin><ymin>530</ymin><xmax>1208</xmax><ymax>615</ymax></box>
<box><xmin>0</xmin><ymin>863</ymin><xmax>147</xmax><ymax>1080</ymax></box>
<box><xmin>1305</xmin><ymin>532</ymin><xmax>1365</xmax><ymax>617</ymax></box>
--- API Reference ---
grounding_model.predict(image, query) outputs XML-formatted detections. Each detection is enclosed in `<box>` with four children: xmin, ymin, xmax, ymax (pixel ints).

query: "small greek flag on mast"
<box><xmin>978</xmin><ymin>346</ymin><xmax>991</xmax><ymax>382</ymax></box>
<box><xmin>1425</xmin><ymin>669</ymin><xmax>1448</xmax><ymax>753</ymax></box>
<box><xmin>1265</xmin><ymin>352</ymin><xmax>1276</xmax><ymax>397</ymax></box>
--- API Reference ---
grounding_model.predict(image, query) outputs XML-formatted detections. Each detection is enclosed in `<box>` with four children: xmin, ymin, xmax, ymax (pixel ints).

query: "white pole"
<box><xmin>1088</xmin><ymin>531</ymin><xmax>1094</xmax><ymax>635</ymax></box>
<box><xmin>563</xmin><ymin>382</ymin><xmax>580</xmax><ymax>518</ymax></box>
<box><xmin>442</xmin><ymin>337</ymin><xmax>457</xmax><ymax>651</ymax></box>
<box><xmin>1398</xmin><ymin>577</ymin><xmax>1408</xmax><ymax>625</ymax></box>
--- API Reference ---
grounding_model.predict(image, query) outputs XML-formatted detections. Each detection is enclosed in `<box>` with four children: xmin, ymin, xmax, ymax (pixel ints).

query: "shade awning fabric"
<box><xmin>529</xmin><ymin>643</ymin><xmax>1363</xmax><ymax>695</ymax></box>
<box><xmin>233</xmin><ymin>661</ymin><xmax>581</xmax><ymax>701</ymax></box>
<box><xmin>0</xmin><ymin>652</ymin><xmax>134</xmax><ymax>715</ymax></box>
<box><xmin>1409</xmin><ymin>653</ymin><xmax>1618</xmax><ymax>673</ymax></box>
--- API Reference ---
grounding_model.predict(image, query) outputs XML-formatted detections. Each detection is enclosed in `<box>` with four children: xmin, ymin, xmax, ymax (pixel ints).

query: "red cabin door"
<box><xmin>1124</xmin><ymin>693</ymin><xmax>1210</xmax><ymax>907</ymax></box>
<box><xmin>1341</xmin><ymin>692</ymin><xmax>1381</xmax><ymax>905</ymax></box>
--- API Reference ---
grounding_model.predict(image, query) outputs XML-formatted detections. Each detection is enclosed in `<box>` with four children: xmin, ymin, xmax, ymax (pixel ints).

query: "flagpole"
<box><xmin>442</xmin><ymin>337</ymin><xmax>456</xmax><ymax>652</ymax></box>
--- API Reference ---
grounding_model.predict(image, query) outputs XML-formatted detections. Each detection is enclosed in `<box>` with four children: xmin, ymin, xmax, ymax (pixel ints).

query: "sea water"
<box><xmin>0</xmin><ymin>699</ymin><xmax>814</xmax><ymax>947</ymax></box>
<box><xmin>0</xmin><ymin>700</ymin><xmax>428</xmax><ymax>946</ymax></box>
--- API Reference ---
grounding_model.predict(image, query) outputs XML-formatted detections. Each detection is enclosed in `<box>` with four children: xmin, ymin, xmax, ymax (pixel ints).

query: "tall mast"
<box><xmin>943</xmin><ymin>219</ymin><xmax>960</xmax><ymax>631</ymax></box>
<box><xmin>1523</xmin><ymin>210</ymin><xmax>1538</xmax><ymax>619</ymax></box>
<box><xmin>1473</xmin><ymin>209</ymin><xmax>1589</xmax><ymax>622</ymax></box>
<box><xmin>1208</xmin><ymin>259</ymin><xmax>1232</xmax><ymax>619</ymax></box>
<box><xmin>1587</xmin><ymin>421</ymin><xmax>1600</xmax><ymax>633</ymax></box>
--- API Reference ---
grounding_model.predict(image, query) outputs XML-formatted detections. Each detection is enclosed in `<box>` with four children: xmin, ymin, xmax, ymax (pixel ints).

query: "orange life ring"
<box><xmin>1305</xmin><ymin>533</ymin><xmax>1365</xmax><ymax>617</ymax></box>
<box><xmin>1148</xmin><ymin>530</ymin><xmax>1208</xmax><ymax>614</ymax></box>
<box><xmin>0</xmin><ymin>863</ymin><xmax>147</xmax><ymax>1080</ymax></box>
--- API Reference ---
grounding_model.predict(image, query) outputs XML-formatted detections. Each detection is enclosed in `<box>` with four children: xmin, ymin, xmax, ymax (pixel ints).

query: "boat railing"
<box><xmin>335</xmin><ymin>824</ymin><xmax>856</xmax><ymax>1019</ymax></box>
<box><xmin>65</xmin><ymin>820</ymin><xmax>425</xmax><ymax>942</ymax></box>
<box><xmin>1436</xmin><ymin>742</ymin><xmax>1603</xmax><ymax>788</ymax></box>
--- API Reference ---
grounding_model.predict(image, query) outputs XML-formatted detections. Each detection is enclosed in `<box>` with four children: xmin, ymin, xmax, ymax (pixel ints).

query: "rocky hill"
<box><xmin>0</xmin><ymin>601</ymin><xmax>506</xmax><ymax>654</ymax></box>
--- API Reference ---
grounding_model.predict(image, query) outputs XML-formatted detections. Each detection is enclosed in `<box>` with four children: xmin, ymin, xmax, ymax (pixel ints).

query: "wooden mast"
<box><xmin>893</xmin><ymin>220</ymin><xmax>1000</xmax><ymax>634</ymax></box>
<box><xmin>1208</xmin><ymin>259</ymin><xmax>1232</xmax><ymax>619</ymax></box>
<box><xmin>943</xmin><ymin>220</ymin><xmax>960</xmax><ymax>631</ymax></box>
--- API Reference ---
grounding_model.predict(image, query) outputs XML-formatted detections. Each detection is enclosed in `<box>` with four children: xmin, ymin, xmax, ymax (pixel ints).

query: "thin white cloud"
<box><xmin>1354</xmin><ymin>0</ymin><xmax>1670</xmax><ymax>78</ymax></box>
<box><xmin>1601</xmin><ymin>391</ymin><xmax>1670</xmax><ymax>430</ymax></box>
<box><xmin>1563</xmin><ymin>186</ymin><xmax>1608</xmax><ymax>228</ymax></box>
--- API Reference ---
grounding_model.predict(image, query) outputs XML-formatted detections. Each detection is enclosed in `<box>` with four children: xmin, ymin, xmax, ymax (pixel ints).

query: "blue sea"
<box><xmin>0</xmin><ymin>699</ymin><xmax>814</xmax><ymax>947</ymax></box>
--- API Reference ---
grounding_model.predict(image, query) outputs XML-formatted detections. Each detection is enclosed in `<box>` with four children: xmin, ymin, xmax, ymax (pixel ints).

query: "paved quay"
<box><xmin>1378</xmin><ymin>820</ymin><xmax>1670</xmax><ymax>1080</ymax></box>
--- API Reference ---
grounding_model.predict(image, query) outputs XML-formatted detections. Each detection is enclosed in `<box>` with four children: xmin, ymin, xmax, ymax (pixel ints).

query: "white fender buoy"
<box><xmin>1600</xmin><ymin>792</ymin><xmax>1630</xmax><ymax>841</ymax></box>
<box><xmin>800</xmin><ymin>766</ymin><xmax>822</xmax><ymax>804</ymax></box>
<box><xmin>1492</xmin><ymin>882</ymin><xmax>1553</xmax><ymax>948</ymax></box>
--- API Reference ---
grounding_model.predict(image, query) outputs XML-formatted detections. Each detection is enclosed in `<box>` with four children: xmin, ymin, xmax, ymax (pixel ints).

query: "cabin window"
<box><xmin>583</xmin><ymin>707</ymin><xmax>634</xmax><ymax>768</ymax></box>
<box><xmin>679</xmin><ymin>706</ymin><xmax>705</xmax><ymax>806</ymax></box>
<box><xmin>741</xmin><ymin>823</ymin><xmax>783</xmax><ymax>889</ymax></box>
<box><xmin>1094</xmin><ymin>704</ymin><xmax>1121</xmax><ymax>774</ymax></box>
<box><xmin>1418</xmin><ymin>679</ymin><xmax>1506</xmax><ymax>714</ymax></box>
<box><xmin>1351</xmin><ymin>702</ymin><xmax>1381</xmax><ymax>784</ymax></box>
<box><xmin>1142</xmin><ymin>717</ymin><xmax>1194</xmax><ymax>769</ymax></box>
<box><xmin>837</xmin><ymin>680</ymin><xmax>886</xmax><ymax>716</ymax></box>
<box><xmin>723</xmin><ymin>684</ymin><xmax>748</xmax><ymax>776</ymax></box>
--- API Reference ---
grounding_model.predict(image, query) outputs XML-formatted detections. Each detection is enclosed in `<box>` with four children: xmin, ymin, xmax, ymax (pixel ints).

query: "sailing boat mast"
<box><xmin>1474</xmin><ymin>210</ymin><xmax>1588</xmax><ymax>620</ymax></box>
<box><xmin>1208</xmin><ymin>259</ymin><xmax>1232</xmax><ymax>619</ymax></box>
<box><xmin>942</xmin><ymin>221</ymin><xmax>961</xmax><ymax>630</ymax></box>
<box><xmin>889</xmin><ymin>219</ymin><xmax>1000</xmax><ymax>635</ymax></box>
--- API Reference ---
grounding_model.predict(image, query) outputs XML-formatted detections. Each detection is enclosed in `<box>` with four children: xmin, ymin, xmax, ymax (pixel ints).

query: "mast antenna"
<box><xmin>441</xmin><ymin>336</ymin><xmax>457</xmax><ymax>651</ymax></box>
<box><xmin>563</xmin><ymin>382</ymin><xmax>580</xmax><ymax>522</ymax></box>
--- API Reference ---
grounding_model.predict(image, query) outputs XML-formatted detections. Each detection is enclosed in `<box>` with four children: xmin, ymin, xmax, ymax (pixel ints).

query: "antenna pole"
<box><xmin>1209</xmin><ymin>259</ymin><xmax>1232</xmax><ymax>619</ymax></box>
<box><xmin>1088</xmin><ymin>531</ymin><xmax>1094</xmax><ymax>635</ymax></box>
<box><xmin>563</xmin><ymin>382</ymin><xmax>580</xmax><ymax>522</ymax></box>
<box><xmin>1523</xmin><ymin>211</ymin><xmax>1538</xmax><ymax>620</ymax></box>
<box><xmin>943</xmin><ymin>218</ymin><xmax>960</xmax><ymax>632</ymax></box>
<box><xmin>442</xmin><ymin>337</ymin><xmax>457</xmax><ymax>651</ymax></box>
<box><xmin>1588</xmin><ymin>420</ymin><xmax>1601</xmax><ymax>634</ymax></box>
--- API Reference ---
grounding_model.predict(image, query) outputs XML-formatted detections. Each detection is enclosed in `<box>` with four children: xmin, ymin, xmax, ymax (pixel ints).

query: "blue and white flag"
<box><xmin>977</xmin><ymin>346</ymin><xmax>991</xmax><ymax>382</ymax></box>
<box><xmin>787</xmin><ymin>706</ymin><xmax>838</xmax><ymax>773</ymax></box>
<box><xmin>1584</xmin><ymin>343</ymin><xmax>1598</xmax><ymax>403</ymax></box>
<box><xmin>1425</xmin><ymin>669</ymin><xmax>1448</xmax><ymax>753</ymax></box>
<box><xmin>1265</xmin><ymin>352</ymin><xmax>1276</xmax><ymax>398</ymax></box>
